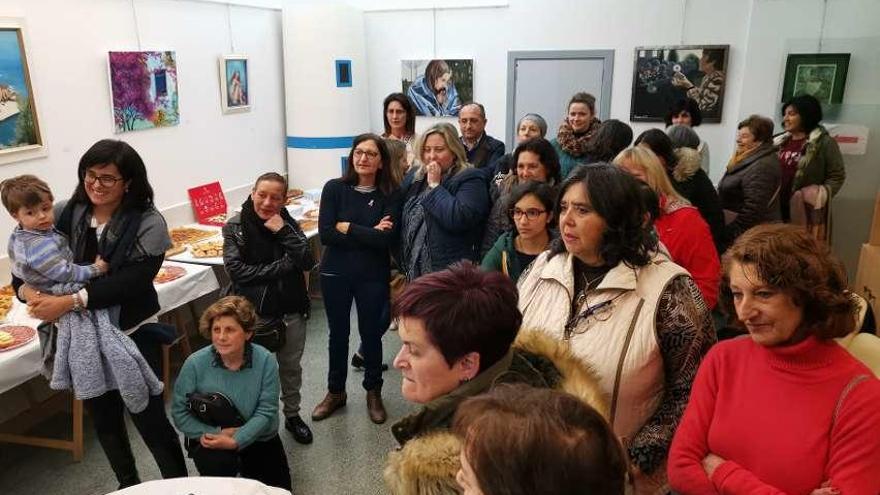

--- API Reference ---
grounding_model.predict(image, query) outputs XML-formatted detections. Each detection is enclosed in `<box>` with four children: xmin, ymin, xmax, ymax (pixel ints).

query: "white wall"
<box><xmin>363</xmin><ymin>0</ymin><xmax>753</xmax><ymax>182</ymax></box>
<box><xmin>0</xmin><ymin>0</ymin><xmax>285</xmax><ymax>256</ymax></box>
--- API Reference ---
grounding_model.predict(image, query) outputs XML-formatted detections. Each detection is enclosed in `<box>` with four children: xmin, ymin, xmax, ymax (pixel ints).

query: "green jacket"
<box><xmin>480</xmin><ymin>231</ymin><xmax>523</xmax><ymax>281</ymax></box>
<box><xmin>774</xmin><ymin>126</ymin><xmax>846</xmax><ymax>196</ymax></box>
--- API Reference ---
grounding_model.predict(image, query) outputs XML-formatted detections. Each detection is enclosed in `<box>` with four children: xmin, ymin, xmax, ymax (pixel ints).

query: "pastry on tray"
<box><xmin>0</xmin><ymin>285</ymin><xmax>15</xmax><ymax>321</ymax></box>
<box><xmin>166</xmin><ymin>243</ymin><xmax>187</xmax><ymax>258</ymax></box>
<box><xmin>191</xmin><ymin>239</ymin><xmax>224</xmax><ymax>258</ymax></box>
<box><xmin>303</xmin><ymin>209</ymin><xmax>319</xmax><ymax>220</ymax></box>
<box><xmin>154</xmin><ymin>265</ymin><xmax>187</xmax><ymax>284</ymax></box>
<box><xmin>298</xmin><ymin>219</ymin><xmax>318</xmax><ymax>231</ymax></box>
<box><xmin>169</xmin><ymin>227</ymin><xmax>217</xmax><ymax>246</ymax></box>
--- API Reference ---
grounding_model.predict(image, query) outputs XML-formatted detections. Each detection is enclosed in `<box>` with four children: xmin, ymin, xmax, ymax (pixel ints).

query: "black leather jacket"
<box><xmin>222</xmin><ymin>212</ymin><xmax>315</xmax><ymax>318</ymax></box>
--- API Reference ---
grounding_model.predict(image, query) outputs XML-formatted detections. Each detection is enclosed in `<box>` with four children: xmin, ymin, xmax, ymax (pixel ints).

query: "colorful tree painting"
<box><xmin>108</xmin><ymin>51</ymin><xmax>179</xmax><ymax>133</ymax></box>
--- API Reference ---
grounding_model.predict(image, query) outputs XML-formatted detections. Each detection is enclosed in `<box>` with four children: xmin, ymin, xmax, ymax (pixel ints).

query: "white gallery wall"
<box><xmin>362</xmin><ymin>0</ymin><xmax>753</xmax><ymax>183</ymax></box>
<box><xmin>0</xmin><ymin>0</ymin><xmax>285</xmax><ymax>257</ymax></box>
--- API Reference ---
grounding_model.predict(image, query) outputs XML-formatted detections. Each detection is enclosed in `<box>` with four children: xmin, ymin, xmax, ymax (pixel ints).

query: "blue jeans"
<box><xmin>320</xmin><ymin>272</ymin><xmax>387</xmax><ymax>393</ymax></box>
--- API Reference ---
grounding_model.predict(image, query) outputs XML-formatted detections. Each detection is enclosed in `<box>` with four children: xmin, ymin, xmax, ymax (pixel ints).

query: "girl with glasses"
<box><xmin>481</xmin><ymin>181</ymin><xmax>556</xmax><ymax>282</ymax></box>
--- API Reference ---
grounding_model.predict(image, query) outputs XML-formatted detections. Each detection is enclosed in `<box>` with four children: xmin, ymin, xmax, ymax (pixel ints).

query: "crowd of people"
<box><xmin>3</xmin><ymin>87</ymin><xmax>878</xmax><ymax>495</ymax></box>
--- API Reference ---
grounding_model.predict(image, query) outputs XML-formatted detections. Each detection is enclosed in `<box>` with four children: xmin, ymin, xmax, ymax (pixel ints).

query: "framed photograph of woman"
<box><xmin>630</xmin><ymin>45</ymin><xmax>729</xmax><ymax>123</ymax></box>
<box><xmin>781</xmin><ymin>53</ymin><xmax>850</xmax><ymax>104</ymax></box>
<box><xmin>0</xmin><ymin>19</ymin><xmax>45</xmax><ymax>165</ymax></box>
<box><xmin>220</xmin><ymin>55</ymin><xmax>250</xmax><ymax>114</ymax></box>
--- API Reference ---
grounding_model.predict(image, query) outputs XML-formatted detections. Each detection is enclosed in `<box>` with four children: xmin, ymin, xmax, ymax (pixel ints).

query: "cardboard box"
<box><xmin>869</xmin><ymin>191</ymin><xmax>880</xmax><ymax>246</ymax></box>
<box><xmin>855</xmin><ymin>243</ymin><xmax>880</xmax><ymax>322</ymax></box>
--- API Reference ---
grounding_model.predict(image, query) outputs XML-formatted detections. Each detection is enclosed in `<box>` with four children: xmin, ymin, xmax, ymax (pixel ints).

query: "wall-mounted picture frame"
<box><xmin>781</xmin><ymin>53</ymin><xmax>850</xmax><ymax>104</ymax></box>
<box><xmin>0</xmin><ymin>19</ymin><xmax>45</xmax><ymax>165</ymax></box>
<box><xmin>108</xmin><ymin>50</ymin><xmax>180</xmax><ymax>133</ymax></box>
<box><xmin>220</xmin><ymin>54</ymin><xmax>250</xmax><ymax>114</ymax></box>
<box><xmin>630</xmin><ymin>45</ymin><xmax>729</xmax><ymax>123</ymax></box>
<box><xmin>402</xmin><ymin>59</ymin><xmax>473</xmax><ymax>117</ymax></box>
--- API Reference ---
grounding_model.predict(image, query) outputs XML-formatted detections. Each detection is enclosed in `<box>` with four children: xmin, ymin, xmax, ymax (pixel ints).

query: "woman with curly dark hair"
<box><xmin>669</xmin><ymin>224</ymin><xmax>880</xmax><ymax>494</ymax></box>
<box><xmin>518</xmin><ymin>163</ymin><xmax>716</xmax><ymax>494</ymax></box>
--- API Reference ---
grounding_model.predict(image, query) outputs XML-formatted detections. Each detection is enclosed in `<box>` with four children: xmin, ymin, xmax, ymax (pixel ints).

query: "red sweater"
<box><xmin>655</xmin><ymin>196</ymin><xmax>720</xmax><ymax>309</ymax></box>
<box><xmin>668</xmin><ymin>336</ymin><xmax>880</xmax><ymax>494</ymax></box>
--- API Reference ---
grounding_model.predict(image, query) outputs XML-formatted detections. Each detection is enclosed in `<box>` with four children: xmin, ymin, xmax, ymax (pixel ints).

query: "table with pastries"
<box><xmin>0</xmin><ymin>260</ymin><xmax>220</xmax><ymax>461</ymax></box>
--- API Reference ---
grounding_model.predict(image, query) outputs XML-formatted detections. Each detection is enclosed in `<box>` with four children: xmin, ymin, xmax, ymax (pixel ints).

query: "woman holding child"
<box><xmin>10</xmin><ymin>139</ymin><xmax>186</xmax><ymax>489</ymax></box>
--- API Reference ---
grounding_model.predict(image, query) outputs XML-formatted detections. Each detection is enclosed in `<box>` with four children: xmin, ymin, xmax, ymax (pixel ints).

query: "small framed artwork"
<box><xmin>0</xmin><ymin>19</ymin><xmax>45</xmax><ymax>165</ymax></box>
<box><xmin>220</xmin><ymin>55</ymin><xmax>250</xmax><ymax>113</ymax></box>
<box><xmin>630</xmin><ymin>45</ymin><xmax>729</xmax><ymax>123</ymax></box>
<box><xmin>336</xmin><ymin>60</ymin><xmax>352</xmax><ymax>88</ymax></box>
<box><xmin>781</xmin><ymin>53</ymin><xmax>850</xmax><ymax>104</ymax></box>
<box><xmin>108</xmin><ymin>50</ymin><xmax>180</xmax><ymax>133</ymax></box>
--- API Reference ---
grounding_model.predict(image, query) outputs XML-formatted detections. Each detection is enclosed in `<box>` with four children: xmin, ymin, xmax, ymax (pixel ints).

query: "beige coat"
<box><xmin>518</xmin><ymin>250</ymin><xmax>686</xmax><ymax>440</ymax></box>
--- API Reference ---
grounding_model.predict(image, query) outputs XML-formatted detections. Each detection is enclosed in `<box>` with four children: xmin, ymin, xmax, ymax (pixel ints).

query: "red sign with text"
<box><xmin>188</xmin><ymin>182</ymin><xmax>228</xmax><ymax>226</ymax></box>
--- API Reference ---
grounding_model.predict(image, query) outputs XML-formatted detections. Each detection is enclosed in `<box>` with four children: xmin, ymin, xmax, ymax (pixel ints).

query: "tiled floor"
<box><xmin>0</xmin><ymin>302</ymin><xmax>408</xmax><ymax>495</ymax></box>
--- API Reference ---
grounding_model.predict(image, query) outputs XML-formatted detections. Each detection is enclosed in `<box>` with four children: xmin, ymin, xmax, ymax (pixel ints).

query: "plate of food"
<box><xmin>0</xmin><ymin>285</ymin><xmax>15</xmax><ymax>321</ymax></box>
<box><xmin>154</xmin><ymin>265</ymin><xmax>187</xmax><ymax>284</ymax></box>
<box><xmin>191</xmin><ymin>239</ymin><xmax>224</xmax><ymax>259</ymax></box>
<box><xmin>0</xmin><ymin>325</ymin><xmax>37</xmax><ymax>352</ymax></box>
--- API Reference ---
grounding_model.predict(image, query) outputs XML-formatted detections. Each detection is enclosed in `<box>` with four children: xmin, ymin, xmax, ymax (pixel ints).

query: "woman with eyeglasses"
<box><xmin>312</xmin><ymin>133</ymin><xmax>401</xmax><ymax>425</ymax></box>
<box><xmin>12</xmin><ymin>139</ymin><xmax>187</xmax><ymax>488</ymax></box>
<box><xmin>518</xmin><ymin>164</ymin><xmax>716</xmax><ymax>494</ymax></box>
<box><xmin>481</xmin><ymin>181</ymin><xmax>555</xmax><ymax>282</ymax></box>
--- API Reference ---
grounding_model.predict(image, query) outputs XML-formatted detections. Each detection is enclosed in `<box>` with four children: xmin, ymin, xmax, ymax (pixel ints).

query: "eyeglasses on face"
<box><xmin>510</xmin><ymin>208</ymin><xmax>547</xmax><ymax>220</ymax></box>
<box><xmin>353</xmin><ymin>149</ymin><xmax>380</xmax><ymax>160</ymax></box>
<box><xmin>84</xmin><ymin>171</ymin><xmax>124</xmax><ymax>188</ymax></box>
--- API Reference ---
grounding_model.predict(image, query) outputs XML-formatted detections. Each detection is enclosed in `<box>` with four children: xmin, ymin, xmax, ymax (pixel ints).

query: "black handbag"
<box><xmin>251</xmin><ymin>316</ymin><xmax>286</xmax><ymax>353</ymax></box>
<box><xmin>185</xmin><ymin>391</ymin><xmax>245</xmax><ymax>428</ymax></box>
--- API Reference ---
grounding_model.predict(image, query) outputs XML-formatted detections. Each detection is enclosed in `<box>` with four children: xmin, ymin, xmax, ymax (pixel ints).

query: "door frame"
<box><xmin>506</xmin><ymin>50</ymin><xmax>615</xmax><ymax>148</ymax></box>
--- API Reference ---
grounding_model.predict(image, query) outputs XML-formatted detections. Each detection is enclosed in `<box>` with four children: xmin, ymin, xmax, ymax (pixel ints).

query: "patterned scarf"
<box><xmin>726</xmin><ymin>143</ymin><xmax>761</xmax><ymax>171</ymax></box>
<box><xmin>402</xmin><ymin>186</ymin><xmax>433</xmax><ymax>281</ymax></box>
<box><xmin>555</xmin><ymin>118</ymin><xmax>600</xmax><ymax>157</ymax></box>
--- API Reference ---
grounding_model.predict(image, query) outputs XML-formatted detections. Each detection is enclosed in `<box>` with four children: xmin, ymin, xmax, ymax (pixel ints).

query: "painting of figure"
<box><xmin>401</xmin><ymin>59</ymin><xmax>472</xmax><ymax>117</ymax></box>
<box><xmin>782</xmin><ymin>53</ymin><xmax>850</xmax><ymax>104</ymax></box>
<box><xmin>631</xmin><ymin>45</ymin><xmax>729</xmax><ymax>122</ymax></box>
<box><xmin>108</xmin><ymin>50</ymin><xmax>180</xmax><ymax>133</ymax></box>
<box><xmin>220</xmin><ymin>56</ymin><xmax>250</xmax><ymax>113</ymax></box>
<box><xmin>0</xmin><ymin>27</ymin><xmax>41</xmax><ymax>158</ymax></box>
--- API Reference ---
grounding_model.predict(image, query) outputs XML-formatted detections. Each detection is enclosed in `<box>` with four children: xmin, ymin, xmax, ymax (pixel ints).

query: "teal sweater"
<box><xmin>172</xmin><ymin>344</ymin><xmax>279</xmax><ymax>449</ymax></box>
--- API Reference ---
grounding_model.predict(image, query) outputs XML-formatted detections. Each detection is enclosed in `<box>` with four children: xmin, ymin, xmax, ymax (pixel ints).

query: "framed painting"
<box><xmin>0</xmin><ymin>20</ymin><xmax>44</xmax><ymax>165</ymax></box>
<box><xmin>402</xmin><ymin>59</ymin><xmax>473</xmax><ymax>117</ymax></box>
<box><xmin>220</xmin><ymin>55</ymin><xmax>250</xmax><ymax>114</ymax></box>
<box><xmin>781</xmin><ymin>53</ymin><xmax>850</xmax><ymax>104</ymax></box>
<box><xmin>108</xmin><ymin>50</ymin><xmax>180</xmax><ymax>133</ymax></box>
<box><xmin>630</xmin><ymin>45</ymin><xmax>729</xmax><ymax>123</ymax></box>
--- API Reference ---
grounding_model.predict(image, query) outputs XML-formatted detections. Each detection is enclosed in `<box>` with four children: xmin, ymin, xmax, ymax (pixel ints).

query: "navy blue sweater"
<box><xmin>318</xmin><ymin>178</ymin><xmax>398</xmax><ymax>281</ymax></box>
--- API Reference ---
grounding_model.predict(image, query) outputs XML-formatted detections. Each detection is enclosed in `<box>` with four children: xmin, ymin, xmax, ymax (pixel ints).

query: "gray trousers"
<box><xmin>278</xmin><ymin>314</ymin><xmax>307</xmax><ymax>417</ymax></box>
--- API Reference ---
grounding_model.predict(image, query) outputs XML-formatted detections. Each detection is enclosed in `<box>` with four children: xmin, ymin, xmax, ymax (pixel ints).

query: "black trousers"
<box><xmin>83</xmin><ymin>330</ymin><xmax>187</xmax><ymax>488</ymax></box>
<box><xmin>189</xmin><ymin>434</ymin><xmax>292</xmax><ymax>490</ymax></box>
<box><xmin>320</xmin><ymin>273</ymin><xmax>387</xmax><ymax>393</ymax></box>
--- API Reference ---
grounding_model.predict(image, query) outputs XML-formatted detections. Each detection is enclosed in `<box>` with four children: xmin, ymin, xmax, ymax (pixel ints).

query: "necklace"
<box><xmin>582</xmin><ymin>271</ymin><xmax>604</xmax><ymax>290</ymax></box>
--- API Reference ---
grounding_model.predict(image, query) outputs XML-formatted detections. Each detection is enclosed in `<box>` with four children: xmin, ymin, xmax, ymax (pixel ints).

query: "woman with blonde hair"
<box><xmin>400</xmin><ymin>123</ymin><xmax>489</xmax><ymax>280</ymax></box>
<box><xmin>615</xmin><ymin>146</ymin><xmax>720</xmax><ymax>309</ymax></box>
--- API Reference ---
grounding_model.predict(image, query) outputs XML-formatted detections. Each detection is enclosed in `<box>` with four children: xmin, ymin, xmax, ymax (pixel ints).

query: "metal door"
<box><xmin>507</xmin><ymin>50</ymin><xmax>614</xmax><ymax>149</ymax></box>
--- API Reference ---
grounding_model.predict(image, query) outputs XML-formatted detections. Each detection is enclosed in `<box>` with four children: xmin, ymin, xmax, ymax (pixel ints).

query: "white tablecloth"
<box><xmin>106</xmin><ymin>477</ymin><xmax>291</xmax><ymax>495</ymax></box>
<box><xmin>0</xmin><ymin>262</ymin><xmax>219</xmax><ymax>395</ymax></box>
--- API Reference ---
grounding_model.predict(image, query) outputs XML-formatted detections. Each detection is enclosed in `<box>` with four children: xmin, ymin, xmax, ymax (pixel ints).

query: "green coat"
<box><xmin>775</xmin><ymin>126</ymin><xmax>846</xmax><ymax>196</ymax></box>
<box><xmin>480</xmin><ymin>231</ymin><xmax>524</xmax><ymax>281</ymax></box>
